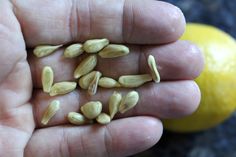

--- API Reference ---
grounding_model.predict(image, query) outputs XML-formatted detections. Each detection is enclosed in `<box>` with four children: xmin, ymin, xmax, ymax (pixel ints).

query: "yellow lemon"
<box><xmin>163</xmin><ymin>23</ymin><xmax>236</xmax><ymax>132</ymax></box>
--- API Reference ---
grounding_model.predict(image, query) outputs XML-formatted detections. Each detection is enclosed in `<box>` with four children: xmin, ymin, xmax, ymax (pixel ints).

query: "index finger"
<box><xmin>12</xmin><ymin>0</ymin><xmax>185</xmax><ymax>47</ymax></box>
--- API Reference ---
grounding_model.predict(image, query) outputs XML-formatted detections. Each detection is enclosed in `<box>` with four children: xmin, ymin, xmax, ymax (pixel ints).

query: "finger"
<box><xmin>12</xmin><ymin>0</ymin><xmax>185</xmax><ymax>47</ymax></box>
<box><xmin>28</xmin><ymin>40</ymin><xmax>203</xmax><ymax>88</ymax></box>
<box><xmin>0</xmin><ymin>0</ymin><xmax>32</xmax><ymax>111</ymax></box>
<box><xmin>32</xmin><ymin>80</ymin><xmax>200</xmax><ymax>128</ymax></box>
<box><xmin>0</xmin><ymin>1</ymin><xmax>34</xmax><ymax>156</ymax></box>
<box><xmin>0</xmin><ymin>0</ymin><xmax>26</xmax><ymax>83</ymax></box>
<box><xmin>25</xmin><ymin>117</ymin><xmax>162</xmax><ymax>157</ymax></box>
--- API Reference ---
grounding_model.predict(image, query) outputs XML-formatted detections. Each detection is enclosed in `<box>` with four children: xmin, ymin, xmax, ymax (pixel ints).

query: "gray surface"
<box><xmin>134</xmin><ymin>0</ymin><xmax>236</xmax><ymax>157</ymax></box>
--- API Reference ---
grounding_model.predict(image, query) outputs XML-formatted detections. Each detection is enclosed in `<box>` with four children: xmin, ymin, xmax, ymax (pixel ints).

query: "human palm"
<box><xmin>0</xmin><ymin>0</ymin><xmax>203</xmax><ymax>157</ymax></box>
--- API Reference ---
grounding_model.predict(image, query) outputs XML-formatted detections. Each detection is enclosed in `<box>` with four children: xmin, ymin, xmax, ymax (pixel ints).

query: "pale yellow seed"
<box><xmin>42</xmin><ymin>66</ymin><xmax>54</xmax><ymax>93</ymax></box>
<box><xmin>33</xmin><ymin>45</ymin><xmax>62</xmax><ymax>58</ymax></box>
<box><xmin>98</xmin><ymin>44</ymin><xmax>129</xmax><ymax>58</ymax></box>
<box><xmin>109</xmin><ymin>91</ymin><xmax>122</xmax><ymax>119</ymax></box>
<box><xmin>67</xmin><ymin>112</ymin><xmax>93</xmax><ymax>125</ymax></box>
<box><xmin>148</xmin><ymin>55</ymin><xmax>161</xmax><ymax>83</ymax></box>
<box><xmin>74</xmin><ymin>55</ymin><xmax>97</xmax><ymax>79</ymax></box>
<box><xmin>81</xmin><ymin>101</ymin><xmax>102</xmax><ymax>119</ymax></box>
<box><xmin>49</xmin><ymin>82</ymin><xmax>77</xmax><ymax>96</ymax></box>
<box><xmin>64</xmin><ymin>44</ymin><xmax>84</xmax><ymax>58</ymax></box>
<box><xmin>119</xmin><ymin>91</ymin><xmax>139</xmax><ymax>114</ymax></box>
<box><xmin>96</xmin><ymin>113</ymin><xmax>111</xmax><ymax>125</ymax></box>
<box><xmin>88</xmin><ymin>71</ymin><xmax>102</xmax><ymax>95</ymax></box>
<box><xmin>78</xmin><ymin>71</ymin><xmax>97</xmax><ymax>89</ymax></box>
<box><xmin>41</xmin><ymin>100</ymin><xmax>60</xmax><ymax>125</ymax></box>
<box><xmin>83</xmin><ymin>38</ymin><xmax>109</xmax><ymax>53</ymax></box>
<box><xmin>118</xmin><ymin>74</ymin><xmax>152</xmax><ymax>88</ymax></box>
<box><xmin>98</xmin><ymin>77</ymin><xmax>121</xmax><ymax>88</ymax></box>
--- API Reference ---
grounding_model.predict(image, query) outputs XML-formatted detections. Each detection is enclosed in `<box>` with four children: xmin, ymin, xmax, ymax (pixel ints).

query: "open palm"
<box><xmin>0</xmin><ymin>0</ymin><xmax>203</xmax><ymax>157</ymax></box>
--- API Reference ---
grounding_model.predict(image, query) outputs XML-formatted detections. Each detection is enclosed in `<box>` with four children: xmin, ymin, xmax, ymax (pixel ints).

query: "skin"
<box><xmin>0</xmin><ymin>0</ymin><xmax>204</xmax><ymax>157</ymax></box>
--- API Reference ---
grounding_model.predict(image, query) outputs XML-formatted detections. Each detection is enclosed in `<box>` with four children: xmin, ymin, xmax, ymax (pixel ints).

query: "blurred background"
<box><xmin>134</xmin><ymin>0</ymin><xmax>236</xmax><ymax>157</ymax></box>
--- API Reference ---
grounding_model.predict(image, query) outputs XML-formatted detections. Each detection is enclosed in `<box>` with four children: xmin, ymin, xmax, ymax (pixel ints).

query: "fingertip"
<box><xmin>158</xmin><ymin>2</ymin><xmax>186</xmax><ymax>43</ymax></box>
<box><xmin>142</xmin><ymin>117</ymin><xmax>163</xmax><ymax>146</ymax></box>
<box><xmin>171</xmin><ymin>81</ymin><xmax>201</xmax><ymax>117</ymax></box>
<box><xmin>140</xmin><ymin>40</ymin><xmax>204</xmax><ymax>80</ymax></box>
<box><xmin>123</xmin><ymin>0</ymin><xmax>186</xmax><ymax>44</ymax></box>
<box><xmin>185</xmin><ymin>40</ymin><xmax>205</xmax><ymax>78</ymax></box>
<box><xmin>176</xmin><ymin>40</ymin><xmax>205</xmax><ymax>79</ymax></box>
<box><xmin>131</xmin><ymin>117</ymin><xmax>163</xmax><ymax>147</ymax></box>
<box><xmin>139</xmin><ymin>81</ymin><xmax>201</xmax><ymax>119</ymax></box>
<box><xmin>107</xmin><ymin>117</ymin><xmax>163</xmax><ymax>156</ymax></box>
<box><xmin>185</xmin><ymin>81</ymin><xmax>201</xmax><ymax>115</ymax></box>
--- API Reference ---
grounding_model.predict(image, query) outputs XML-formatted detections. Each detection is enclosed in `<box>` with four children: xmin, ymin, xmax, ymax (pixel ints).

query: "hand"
<box><xmin>0</xmin><ymin>0</ymin><xmax>204</xmax><ymax>156</ymax></box>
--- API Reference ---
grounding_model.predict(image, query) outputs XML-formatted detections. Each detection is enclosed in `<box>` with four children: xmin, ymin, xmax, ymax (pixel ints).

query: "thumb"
<box><xmin>0</xmin><ymin>1</ymin><xmax>33</xmax><ymax>156</ymax></box>
<box><xmin>0</xmin><ymin>0</ymin><xmax>31</xmax><ymax>112</ymax></box>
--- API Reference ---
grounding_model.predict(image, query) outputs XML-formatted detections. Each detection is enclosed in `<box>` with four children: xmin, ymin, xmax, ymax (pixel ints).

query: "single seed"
<box><xmin>119</xmin><ymin>91</ymin><xmax>139</xmax><ymax>114</ymax></box>
<box><xmin>96</xmin><ymin>113</ymin><xmax>111</xmax><ymax>124</ymax></box>
<box><xmin>148</xmin><ymin>55</ymin><xmax>161</xmax><ymax>83</ymax></box>
<box><xmin>98</xmin><ymin>44</ymin><xmax>129</xmax><ymax>58</ymax></box>
<box><xmin>81</xmin><ymin>101</ymin><xmax>102</xmax><ymax>119</ymax></box>
<box><xmin>79</xmin><ymin>71</ymin><xmax>97</xmax><ymax>89</ymax></box>
<box><xmin>41</xmin><ymin>100</ymin><xmax>60</xmax><ymax>125</ymax></box>
<box><xmin>88</xmin><ymin>71</ymin><xmax>102</xmax><ymax>95</ymax></box>
<box><xmin>83</xmin><ymin>38</ymin><xmax>109</xmax><ymax>53</ymax></box>
<box><xmin>118</xmin><ymin>74</ymin><xmax>152</xmax><ymax>88</ymax></box>
<box><xmin>109</xmin><ymin>91</ymin><xmax>122</xmax><ymax>119</ymax></box>
<box><xmin>98</xmin><ymin>77</ymin><xmax>121</xmax><ymax>88</ymax></box>
<box><xmin>67</xmin><ymin>112</ymin><xmax>93</xmax><ymax>125</ymax></box>
<box><xmin>33</xmin><ymin>45</ymin><xmax>62</xmax><ymax>58</ymax></box>
<box><xmin>64</xmin><ymin>44</ymin><xmax>84</xmax><ymax>58</ymax></box>
<box><xmin>74</xmin><ymin>55</ymin><xmax>97</xmax><ymax>79</ymax></box>
<box><xmin>49</xmin><ymin>82</ymin><xmax>77</xmax><ymax>96</ymax></box>
<box><xmin>42</xmin><ymin>66</ymin><xmax>54</xmax><ymax>93</ymax></box>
